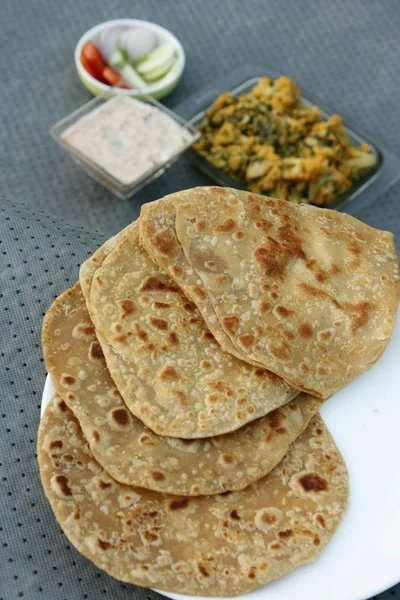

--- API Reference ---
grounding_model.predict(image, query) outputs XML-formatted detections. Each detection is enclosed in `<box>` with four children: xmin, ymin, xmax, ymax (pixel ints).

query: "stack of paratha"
<box><xmin>39</xmin><ymin>187</ymin><xmax>399</xmax><ymax>597</ymax></box>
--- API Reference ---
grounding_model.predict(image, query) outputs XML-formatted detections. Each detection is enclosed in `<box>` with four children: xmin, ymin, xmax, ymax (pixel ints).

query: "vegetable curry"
<box><xmin>193</xmin><ymin>76</ymin><xmax>375</xmax><ymax>206</ymax></box>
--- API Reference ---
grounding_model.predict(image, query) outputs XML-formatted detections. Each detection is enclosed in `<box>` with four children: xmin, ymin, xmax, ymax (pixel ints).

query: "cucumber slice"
<box><xmin>136</xmin><ymin>44</ymin><xmax>176</xmax><ymax>75</ymax></box>
<box><xmin>109</xmin><ymin>50</ymin><xmax>127</xmax><ymax>70</ymax></box>
<box><xmin>141</xmin><ymin>54</ymin><xmax>176</xmax><ymax>82</ymax></box>
<box><xmin>118</xmin><ymin>64</ymin><xmax>147</xmax><ymax>90</ymax></box>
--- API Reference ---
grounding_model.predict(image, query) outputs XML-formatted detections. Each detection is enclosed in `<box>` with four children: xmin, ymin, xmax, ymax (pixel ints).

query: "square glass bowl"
<box><xmin>50</xmin><ymin>93</ymin><xmax>200</xmax><ymax>200</ymax></box>
<box><xmin>175</xmin><ymin>64</ymin><xmax>400</xmax><ymax>215</ymax></box>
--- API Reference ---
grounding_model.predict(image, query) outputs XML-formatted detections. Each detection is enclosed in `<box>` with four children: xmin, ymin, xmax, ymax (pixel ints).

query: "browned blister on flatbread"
<box><xmin>86</xmin><ymin>224</ymin><xmax>297</xmax><ymax>438</ymax></box>
<box><xmin>42</xmin><ymin>284</ymin><xmax>321</xmax><ymax>495</ymax></box>
<box><xmin>38</xmin><ymin>396</ymin><xmax>349</xmax><ymax>596</ymax></box>
<box><xmin>156</xmin><ymin>187</ymin><xmax>399</xmax><ymax>398</ymax></box>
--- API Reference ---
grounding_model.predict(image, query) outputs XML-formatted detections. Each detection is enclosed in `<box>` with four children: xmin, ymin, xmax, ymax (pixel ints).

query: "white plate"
<box><xmin>41</xmin><ymin>311</ymin><xmax>400</xmax><ymax>600</ymax></box>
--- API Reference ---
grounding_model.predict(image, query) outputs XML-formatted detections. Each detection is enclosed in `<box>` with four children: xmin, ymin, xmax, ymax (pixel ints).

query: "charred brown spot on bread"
<box><xmin>238</xmin><ymin>333</ymin><xmax>254</xmax><ymax>348</ymax></box>
<box><xmin>316</xmin><ymin>271</ymin><xmax>328</xmax><ymax>283</ymax></box>
<box><xmin>348</xmin><ymin>301</ymin><xmax>374</xmax><ymax>333</ymax></box>
<box><xmin>347</xmin><ymin>240</ymin><xmax>362</xmax><ymax>255</ymax></box>
<box><xmin>140</xmin><ymin>276</ymin><xmax>178</xmax><ymax>293</ymax></box>
<box><xmin>254</xmin><ymin>368</ymin><xmax>267</xmax><ymax>378</ymax></box>
<box><xmin>152</xmin><ymin>471</ymin><xmax>166</xmax><ymax>481</ymax></box>
<box><xmin>278</xmin><ymin>529</ymin><xmax>293</xmax><ymax>539</ymax></box>
<box><xmin>99</xmin><ymin>480</ymin><xmax>112</xmax><ymax>489</ymax></box>
<box><xmin>267</xmin><ymin>409</ymin><xmax>287</xmax><ymax>433</ymax></box>
<box><xmin>216</xmin><ymin>274</ymin><xmax>229</xmax><ymax>284</ymax></box>
<box><xmin>314</xmin><ymin>535</ymin><xmax>321</xmax><ymax>546</ymax></box>
<box><xmin>119</xmin><ymin>299</ymin><xmax>138</xmax><ymax>319</ymax></box>
<box><xmin>299</xmin><ymin>472</ymin><xmax>329</xmax><ymax>492</ymax></box>
<box><xmin>58</xmin><ymin>400</ymin><xmax>68</xmax><ymax>412</ymax></box>
<box><xmin>214</xmin><ymin>217</ymin><xmax>236</xmax><ymax>232</ymax></box>
<box><xmin>159</xmin><ymin>365</ymin><xmax>179</xmax><ymax>382</ymax></box>
<box><xmin>172</xmin><ymin>390</ymin><xmax>187</xmax><ymax>406</ymax></box>
<box><xmin>210</xmin><ymin>380</ymin><xmax>232</xmax><ymax>393</ymax></box>
<box><xmin>133</xmin><ymin>322</ymin><xmax>148</xmax><ymax>340</ymax></box>
<box><xmin>255</xmin><ymin>218</ymin><xmax>273</xmax><ymax>232</ymax></box>
<box><xmin>153</xmin><ymin>301</ymin><xmax>171</xmax><ymax>309</ymax></box>
<box><xmin>97</xmin><ymin>539</ymin><xmax>112</xmax><ymax>550</ymax></box>
<box><xmin>254</xmin><ymin>225</ymin><xmax>306</xmax><ymax>280</ymax></box>
<box><xmin>170</xmin><ymin>265</ymin><xmax>183</xmax><ymax>278</ymax></box>
<box><xmin>298</xmin><ymin>283</ymin><xmax>342</xmax><ymax>309</ymax></box>
<box><xmin>276</xmin><ymin>305</ymin><xmax>295</xmax><ymax>318</ymax></box>
<box><xmin>202</xmin><ymin>331</ymin><xmax>215</xmax><ymax>342</ymax></box>
<box><xmin>316</xmin><ymin>514</ymin><xmax>326</xmax><ymax>528</ymax></box>
<box><xmin>198</xmin><ymin>564</ymin><xmax>210</xmax><ymax>577</ymax></box>
<box><xmin>111</xmin><ymin>408</ymin><xmax>130</xmax><ymax>427</ymax></box>
<box><xmin>191</xmin><ymin>286</ymin><xmax>206</xmax><ymax>300</ymax></box>
<box><xmin>151</xmin><ymin>229</ymin><xmax>180</xmax><ymax>259</ymax></box>
<box><xmin>168</xmin><ymin>331</ymin><xmax>179</xmax><ymax>345</ymax></box>
<box><xmin>62</xmin><ymin>375</ymin><xmax>76</xmax><ymax>386</ymax></box>
<box><xmin>195</xmin><ymin>220</ymin><xmax>206</xmax><ymax>232</ymax></box>
<box><xmin>75</xmin><ymin>324</ymin><xmax>95</xmax><ymax>337</ymax></box>
<box><xmin>299</xmin><ymin>322</ymin><xmax>313</xmax><ymax>338</ymax></box>
<box><xmin>63</xmin><ymin>454</ymin><xmax>73</xmax><ymax>462</ymax></box>
<box><xmin>283</xmin><ymin>329</ymin><xmax>295</xmax><ymax>340</ymax></box>
<box><xmin>49</xmin><ymin>440</ymin><xmax>63</xmax><ymax>449</ymax></box>
<box><xmin>183</xmin><ymin>302</ymin><xmax>196</xmax><ymax>313</ymax></box>
<box><xmin>248</xmin><ymin>567</ymin><xmax>257</xmax><ymax>579</ymax></box>
<box><xmin>149</xmin><ymin>317</ymin><xmax>168</xmax><ymax>331</ymax></box>
<box><xmin>55</xmin><ymin>475</ymin><xmax>72</xmax><ymax>497</ymax></box>
<box><xmin>268</xmin><ymin>338</ymin><xmax>293</xmax><ymax>362</ymax></box>
<box><xmin>204</xmin><ymin>260</ymin><xmax>217</xmax><ymax>271</ymax></box>
<box><xmin>270</xmin><ymin>542</ymin><xmax>281</xmax><ymax>550</ymax></box>
<box><xmin>169</xmin><ymin>497</ymin><xmax>190</xmax><ymax>511</ymax></box>
<box><xmin>229</xmin><ymin>509</ymin><xmax>240</xmax><ymax>520</ymax></box>
<box><xmin>143</xmin><ymin>531</ymin><xmax>159</xmax><ymax>543</ymax></box>
<box><xmin>89</xmin><ymin>341</ymin><xmax>104</xmax><ymax>361</ymax></box>
<box><xmin>318</xmin><ymin>330</ymin><xmax>333</xmax><ymax>342</ymax></box>
<box><xmin>222</xmin><ymin>454</ymin><xmax>234</xmax><ymax>465</ymax></box>
<box><xmin>260</xmin><ymin>300</ymin><xmax>271</xmax><ymax>313</ymax></box>
<box><xmin>234</xmin><ymin>231</ymin><xmax>245</xmax><ymax>239</ymax></box>
<box><xmin>92</xmin><ymin>431</ymin><xmax>100</xmax><ymax>443</ymax></box>
<box><xmin>222</xmin><ymin>315</ymin><xmax>240</xmax><ymax>336</ymax></box>
<box><xmin>113</xmin><ymin>334</ymin><xmax>127</xmax><ymax>344</ymax></box>
<box><xmin>261</xmin><ymin>512</ymin><xmax>277</xmax><ymax>525</ymax></box>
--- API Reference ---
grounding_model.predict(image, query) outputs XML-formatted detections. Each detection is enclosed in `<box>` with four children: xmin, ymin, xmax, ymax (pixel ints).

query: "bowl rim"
<box><xmin>74</xmin><ymin>18</ymin><xmax>185</xmax><ymax>96</ymax></box>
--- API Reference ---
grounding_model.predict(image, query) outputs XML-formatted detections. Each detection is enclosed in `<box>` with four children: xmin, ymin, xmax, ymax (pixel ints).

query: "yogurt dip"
<box><xmin>62</xmin><ymin>96</ymin><xmax>194</xmax><ymax>186</ymax></box>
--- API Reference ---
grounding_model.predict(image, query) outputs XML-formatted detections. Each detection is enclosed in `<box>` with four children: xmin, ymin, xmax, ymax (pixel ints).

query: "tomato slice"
<box><xmin>81</xmin><ymin>41</ymin><xmax>108</xmax><ymax>81</ymax></box>
<box><xmin>80</xmin><ymin>54</ymin><xmax>106</xmax><ymax>83</ymax></box>
<box><xmin>81</xmin><ymin>41</ymin><xmax>131</xmax><ymax>88</ymax></box>
<box><xmin>102</xmin><ymin>67</ymin><xmax>122</xmax><ymax>86</ymax></box>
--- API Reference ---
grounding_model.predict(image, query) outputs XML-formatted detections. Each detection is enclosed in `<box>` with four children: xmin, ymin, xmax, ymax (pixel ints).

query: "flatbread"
<box><xmin>80</xmin><ymin>222</ymin><xmax>135</xmax><ymax>300</ymax></box>
<box><xmin>43</xmin><ymin>283</ymin><xmax>321</xmax><ymax>495</ymax></box>
<box><xmin>165</xmin><ymin>187</ymin><xmax>399</xmax><ymax>398</ymax></box>
<box><xmin>87</xmin><ymin>223</ymin><xmax>297</xmax><ymax>438</ymax></box>
<box><xmin>140</xmin><ymin>196</ymin><xmax>264</xmax><ymax>367</ymax></box>
<box><xmin>38</xmin><ymin>395</ymin><xmax>349</xmax><ymax>597</ymax></box>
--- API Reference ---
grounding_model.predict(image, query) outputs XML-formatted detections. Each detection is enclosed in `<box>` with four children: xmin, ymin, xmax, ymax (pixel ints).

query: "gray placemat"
<box><xmin>1</xmin><ymin>0</ymin><xmax>400</xmax><ymax>236</ymax></box>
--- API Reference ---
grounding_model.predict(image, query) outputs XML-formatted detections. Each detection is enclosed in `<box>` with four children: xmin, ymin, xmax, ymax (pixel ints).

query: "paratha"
<box><xmin>159</xmin><ymin>187</ymin><xmax>399</xmax><ymax>398</ymax></box>
<box><xmin>140</xmin><ymin>196</ymin><xmax>264</xmax><ymax>367</ymax></box>
<box><xmin>43</xmin><ymin>283</ymin><xmax>321</xmax><ymax>495</ymax></box>
<box><xmin>87</xmin><ymin>223</ymin><xmax>297</xmax><ymax>438</ymax></box>
<box><xmin>38</xmin><ymin>395</ymin><xmax>349</xmax><ymax>596</ymax></box>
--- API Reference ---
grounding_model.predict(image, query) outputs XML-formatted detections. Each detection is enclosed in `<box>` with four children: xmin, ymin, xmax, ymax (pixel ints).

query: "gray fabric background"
<box><xmin>0</xmin><ymin>0</ymin><xmax>399</xmax><ymax>599</ymax></box>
